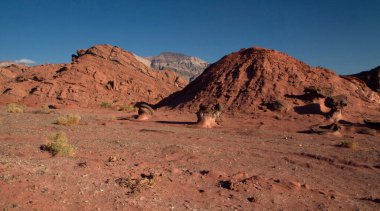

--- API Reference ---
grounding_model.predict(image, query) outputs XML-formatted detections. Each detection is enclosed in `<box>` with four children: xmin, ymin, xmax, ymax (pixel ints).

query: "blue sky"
<box><xmin>0</xmin><ymin>0</ymin><xmax>379</xmax><ymax>74</ymax></box>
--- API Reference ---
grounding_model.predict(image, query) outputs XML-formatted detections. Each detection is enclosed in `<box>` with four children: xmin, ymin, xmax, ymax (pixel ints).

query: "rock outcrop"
<box><xmin>350</xmin><ymin>66</ymin><xmax>380</xmax><ymax>93</ymax></box>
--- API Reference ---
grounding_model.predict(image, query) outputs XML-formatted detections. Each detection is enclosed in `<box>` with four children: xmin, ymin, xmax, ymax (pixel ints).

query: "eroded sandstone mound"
<box><xmin>0</xmin><ymin>44</ymin><xmax>187</xmax><ymax>107</ymax></box>
<box><xmin>157</xmin><ymin>47</ymin><xmax>379</xmax><ymax>113</ymax></box>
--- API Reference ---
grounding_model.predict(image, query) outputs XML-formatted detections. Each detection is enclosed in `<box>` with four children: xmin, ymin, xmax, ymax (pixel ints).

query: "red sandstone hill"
<box><xmin>0</xmin><ymin>44</ymin><xmax>187</xmax><ymax>107</ymax></box>
<box><xmin>157</xmin><ymin>47</ymin><xmax>380</xmax><ymax>113</ymax></box>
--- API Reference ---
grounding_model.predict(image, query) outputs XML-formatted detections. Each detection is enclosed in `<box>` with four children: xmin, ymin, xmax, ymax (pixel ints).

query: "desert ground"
<box><xmin>0</xmin><ymin>106</ymin><xmax>379</xmax><ymax>210</ymax></box>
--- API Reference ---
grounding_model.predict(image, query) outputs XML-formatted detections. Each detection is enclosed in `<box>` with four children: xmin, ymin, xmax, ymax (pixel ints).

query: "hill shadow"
<box><xmin>156</xmin><ymin>120</ymin><xmax>196</xmax><ymax>125</ymax></box>
<box><xmin>293</xmin><ymin>103</ymin><xmax>324</xmax><ymax>115</ymax></box>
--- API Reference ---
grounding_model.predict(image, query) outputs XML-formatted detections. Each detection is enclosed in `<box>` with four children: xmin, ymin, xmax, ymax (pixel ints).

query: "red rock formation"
<box><xmin>350</xmin><ymin>66</ymin><xmax>380</xmax><ymax>93</ymax></box>
<box><xmin>157</xmin><ymin>47</ymin><xmax>380</xmax><ymax>113</ymax></box>
<box><xmin>0</xmin><ymin>45</ymin><xmax>187</xmax><ymax>107</ymax></box>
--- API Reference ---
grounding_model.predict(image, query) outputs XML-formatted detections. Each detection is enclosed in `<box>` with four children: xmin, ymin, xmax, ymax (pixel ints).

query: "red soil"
<box><xmin>0</xmin><ymin>108</ymin><xmax>379</xmax><ymax>210</ymax></box>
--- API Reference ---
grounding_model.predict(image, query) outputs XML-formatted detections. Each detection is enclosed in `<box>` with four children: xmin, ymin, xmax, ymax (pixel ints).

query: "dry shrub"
<box><xmin>55</xmin><ymin>114</ymin><xmax>81</xmax><ymax>125</ymax></box>
<box><xmin>100</xmin><ymin>102</ymin><xmax>113</xmax><ymax>108</ymax></box>
<box><xmin>41</xmin><ymin>132</ymin><xmax>74</xmax><ymax>156</ymax></box>
<box><xmin>115</xmin><ymin>173</ymin><xmax>158</xmax><ymax>194</ymax></box>
<box><xmin>339</xmin><ymin>141</ymin><xmax>358</xmax><ymax>149</ymax></box>
<box><xmin>6</xmin><ymin>103</ymin><xmax>24</xmax><ymax>113</ymax></box>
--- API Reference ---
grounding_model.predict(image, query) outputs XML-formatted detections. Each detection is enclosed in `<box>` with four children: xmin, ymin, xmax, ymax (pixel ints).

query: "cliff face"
<box><xmin>143</xmin><ymin>52</ymin><xmax>208</xmax><ymax>81</ymax></box>
<box><xmin>158</xmin><ymin>47</ymin><xmax>380</xmax><ymax>113</ymax></box>
<box><xmin>0</xmin><ymin>44</ymin><xmax>187</xmax><ymax>107</ymax></box>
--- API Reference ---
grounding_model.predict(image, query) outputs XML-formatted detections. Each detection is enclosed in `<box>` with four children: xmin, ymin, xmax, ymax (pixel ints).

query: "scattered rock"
<box><xmin>196</xmin><ymin>103</ymin><xmax>223</xmax><ymax>128</ymax></box>
<box><xmin>108</xmin><ymin>156</ymin><xmax>118</xmax><ymax>162</ymax></box>
<box><xmin>199</xmin><ymin>170</ymin><xmax>209</xmax><ymax>175</ymax></box>
<box><xmin>289</xmin><ymin>181</ymin><xmax>302</xmax><ymax>189</ymax></box>
<box><xmin>78</xmin><ymin>161</ymin><xmax>87</xmax><ymax>168</ymax></box>
<box><xmin>218</xmin><ymin>180</ymin><xmax>233</xmax><ymax>190</ymax></box>
<box><xmin>247</xmin><ymin>196</ymin><xmax>256</xmax><ymax>203</ymax></box>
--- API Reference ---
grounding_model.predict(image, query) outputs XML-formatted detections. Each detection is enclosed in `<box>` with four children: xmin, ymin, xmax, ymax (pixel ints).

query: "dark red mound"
<box><xmin>157</xmin><ymin>47</ymin><xmax>380</xmax><ymax>113</ymax></box>
<box><xmin>350</xmin><ymin>66</ymin><xmax>380</xmax><ymax>93</ymax></box>
<box><xmin>0</xmin><ymin>45</ymin><xmax>187</xmax><ymax>107</ymax></box>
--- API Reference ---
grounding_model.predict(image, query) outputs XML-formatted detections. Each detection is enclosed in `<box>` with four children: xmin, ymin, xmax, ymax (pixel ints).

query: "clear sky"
<box><xmin>0</xmin><ymin>0</ymin><xmax>379</xmax><ymax>74</ymax></box>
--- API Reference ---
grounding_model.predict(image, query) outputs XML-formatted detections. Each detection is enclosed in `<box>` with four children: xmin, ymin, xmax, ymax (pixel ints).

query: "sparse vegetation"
<box><xmin>55</xmin><ymin>114</ymin><xmax>81</xmax><ymax>125</ymax></box>
<box><xmin>6</xmin><ymin>103</ymin><xmax>24</xmax><ymax>113</ymax></box>
<box><xmin>41</xmin><ymin>132</ymin><xmax>74</xmax><ymax>156</ymax></box>
<box><xmin>338</xmin><ymin>141</ymin><xmax>358</xmax><ymax>149</ymax></box>
<box><xmin>100</xmin><ymin>102</ymin><xmax>113</xmax><ymax>108</ymax></box>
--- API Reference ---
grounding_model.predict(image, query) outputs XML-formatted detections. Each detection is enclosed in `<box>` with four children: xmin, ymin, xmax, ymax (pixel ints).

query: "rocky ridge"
<box><xmin>0</xmin><ymin>44</ymin><xmax>187</xmax><ymax>108</ymax></box>
<box><xmin>350</xmin><ymin>66</ymin><xmax>380</xmax><ymax>93</ymax></box>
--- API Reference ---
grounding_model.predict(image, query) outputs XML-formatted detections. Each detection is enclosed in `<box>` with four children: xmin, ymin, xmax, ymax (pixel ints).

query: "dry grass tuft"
<box><xmin>55</xmin><ymin>114</ymin><xmax>81</xmax><ymax>125</ymax></box>
<box><xmin>6</xmin><ymin>103</ymin><xmax>24</xmax><ymax>113</ymax></box>
<box><xmin>338</xmin><ymin>141</ymin><xmax>358</xmax><ymax>149</ymax></box>
<box><xmin>41</xmin><ymin>132</ymin><xmax>74</xmax><ymax>156</ymax></box>
<box><xmin>115</xmin><ymin>173</ymin><xmax>158</xmax><ymax>194</ymax></box>
<box><xmin>100</xmin><ymin>102</ymin><xmax>113</xmax><ymax>108</ymax></box>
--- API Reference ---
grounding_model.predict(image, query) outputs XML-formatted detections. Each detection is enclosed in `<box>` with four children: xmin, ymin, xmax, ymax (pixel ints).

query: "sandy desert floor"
<box><xmin>0</xmin><ymin>107</ymin><xmax>379</xmax><ymax>210</ymax></box>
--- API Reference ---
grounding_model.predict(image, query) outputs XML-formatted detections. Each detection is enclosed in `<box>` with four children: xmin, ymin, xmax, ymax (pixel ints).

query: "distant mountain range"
<box><xmin>134</xmin><ymin>52</ymin><xmax>209</xmax><ymax>81</ymax></box>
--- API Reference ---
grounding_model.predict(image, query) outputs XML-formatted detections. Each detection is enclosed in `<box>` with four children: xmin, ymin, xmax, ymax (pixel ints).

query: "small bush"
<box><xmin>6</xmin><ymin>103</ymin><xmax>24</xmax><ymax>113</ymax></box>
<box><xmin>100</xmin><ymin>102</ymin><xmax>113</xmax><ymax>108</ymax></box>
<box><xmin>55</xmin><ymin>114</ymin><xmax>81</xmax><ymax>125</ymax></box>
<box><xmin>41</xmin><ymin>132</ymin><xmax>74</xmax><ymax>156</ymax></box>
<box><xmin>339</xmin><ymin>141</ymin><xmax>358</xmax><ymax>149</ymax></box>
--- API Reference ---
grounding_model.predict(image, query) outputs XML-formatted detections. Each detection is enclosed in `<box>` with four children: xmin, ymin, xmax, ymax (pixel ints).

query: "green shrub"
<box><xmin>55</xmin><ymin>114</ymin><xmax>81</xmax><ymax>125</ymax></box>
<box><xmin>6</xmin><ymin>103</ymin><xmax>24</xmax><ymax>113</ymax></box>
<box><xmin>41</xmin><ymin>132</ymin><xmax>74</xmax><ymax>156</ymax></box>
